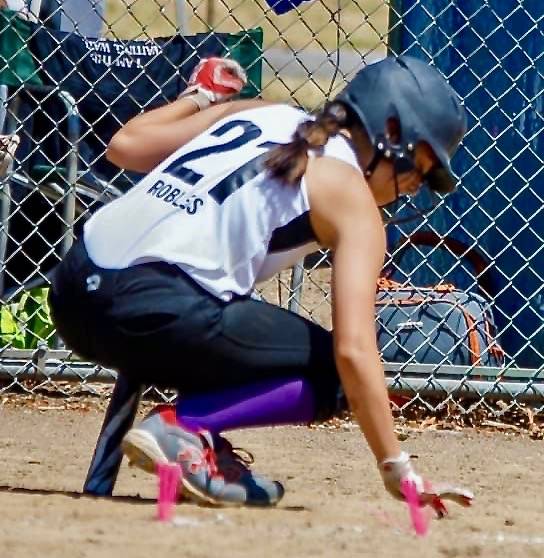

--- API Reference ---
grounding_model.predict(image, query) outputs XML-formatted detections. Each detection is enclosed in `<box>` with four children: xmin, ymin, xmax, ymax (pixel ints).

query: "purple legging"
<box><xmin>176</xmin><ymin>377</ymin><xmax>316</xmax><ymax>433</ymax></box>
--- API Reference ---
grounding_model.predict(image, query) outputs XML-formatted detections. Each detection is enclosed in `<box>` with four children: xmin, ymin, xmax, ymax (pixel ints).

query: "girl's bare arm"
<box><xmin>107</xmin><ymin>98</ymin><xmax>275</xmax><ymax>173</ymax></box>
<box><xmin>306</xmin><ymin>155</ymin><xmax>400</xmax><ymax>463</ymax></box>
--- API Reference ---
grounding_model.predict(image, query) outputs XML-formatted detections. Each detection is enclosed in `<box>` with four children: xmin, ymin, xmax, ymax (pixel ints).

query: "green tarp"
<box><xmin>222</xmin><ymin>28</ymin><xmax>263</xmax><ymax>98</ymax></box>
<box><xmin>0</xmin><ymin>9</ymin><xmax>42</xmax><ymax>86</ymax></box>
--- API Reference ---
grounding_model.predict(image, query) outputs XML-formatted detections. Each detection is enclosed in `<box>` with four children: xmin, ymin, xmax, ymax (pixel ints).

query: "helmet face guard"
<box><xmin>380</xmin><ymin>187</ymin><xmax>442</xmax><ymax>225</ymax></box>
<box><xmin>361</xmin><ymin>131</ymin><xmax>443</xmax><ymax>225</ymax></box>
<box><xmin>335</xmin><ymin>55</ymin><xmax>467</xmax><ymax>196</ymax></box>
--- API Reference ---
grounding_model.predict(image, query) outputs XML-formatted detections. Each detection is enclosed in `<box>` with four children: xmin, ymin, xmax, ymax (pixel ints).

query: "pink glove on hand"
<box><xmin>378</xmin><ymin>451</ymin><xmax>474</xmax><ymax>517</ymax></box>
<box><xmin>179</xmin><ymin>57</ymin><xmax>248</xmax><ymax>109</ymax></box>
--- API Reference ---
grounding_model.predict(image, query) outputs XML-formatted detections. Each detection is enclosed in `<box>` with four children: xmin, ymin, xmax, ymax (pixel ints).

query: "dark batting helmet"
<box><xmin>335</xmin><ymin>55</ymin><xmax>467</xmax><ymax>194</ymax></box>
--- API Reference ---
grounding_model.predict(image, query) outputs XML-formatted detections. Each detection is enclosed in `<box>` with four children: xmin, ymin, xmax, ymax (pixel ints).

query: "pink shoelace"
<box><xmin>178</xmin><ymin>442</ymin><xmax>254</xmax><ymax>482</ymax></box>
<box><xmin>178</xmin><ymin>445</ymin><xmax>222</xmax><ymax>479</ymax></box>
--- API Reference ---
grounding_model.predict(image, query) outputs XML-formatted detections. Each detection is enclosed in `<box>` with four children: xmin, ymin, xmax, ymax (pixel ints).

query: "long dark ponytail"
<box><xmin>265</xmin><ymin>102</ymin><xmax>351</xmax><ymax>186</ymax></box>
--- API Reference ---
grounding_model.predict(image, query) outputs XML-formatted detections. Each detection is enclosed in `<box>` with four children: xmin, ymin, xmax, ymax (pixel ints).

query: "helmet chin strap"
<box><xmin>363</xmin><ymin>148</ymin><xmax>383</xmax><ymax>179</ymax></box>
<box><xmin>383</xmin><ymin>156</ymin><xmax>441</xmax><ymax>225</ymax></box>
<box><xmin>363</xmin><ymin>143</ymin><xmax>440</xmax><ymax>225</ymax></box>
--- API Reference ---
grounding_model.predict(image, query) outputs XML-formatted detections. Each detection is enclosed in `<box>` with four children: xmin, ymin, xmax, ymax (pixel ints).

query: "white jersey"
<box><xmin>84</xmin><ymin>104</ymin><xmax>361</xmax><ymax>301</ymax></box>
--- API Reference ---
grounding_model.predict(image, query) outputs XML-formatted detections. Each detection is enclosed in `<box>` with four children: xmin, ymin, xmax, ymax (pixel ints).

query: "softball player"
<box><xmin>49</xmin><ymin>56</ymin><xmax>474</xmax><ymax>509</ymax></box>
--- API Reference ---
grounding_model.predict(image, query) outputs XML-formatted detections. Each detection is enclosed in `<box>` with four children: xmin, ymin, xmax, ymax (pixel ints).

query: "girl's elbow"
<box><xmin>335</xmin><ymin>344</ymin><xmax>372</xmax><ymax>368</ymax></box>
<box><xmin>106</xmin><ymin>134</ymin><xmax>128</xmax><ymax>168</ymax></box>
<box><xmin>334</xmin><ymin>337</ymin><xmax>381</xmax><ymax>368</ymax></box>
<box><xmin>106</xmin><ymin>133</ymin><xmax>143</xmax><ymax>171</ymax></box>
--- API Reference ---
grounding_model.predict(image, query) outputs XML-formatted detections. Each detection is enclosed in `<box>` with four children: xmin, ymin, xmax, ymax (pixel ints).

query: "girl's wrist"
<box><xmin>177</xmin><ymin>90</ymin><xmax>212</xmax><ymax>111</ymax></box>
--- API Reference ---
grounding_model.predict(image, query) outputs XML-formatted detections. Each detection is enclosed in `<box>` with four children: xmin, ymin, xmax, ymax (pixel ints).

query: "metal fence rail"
<box><xmin>0</xmin><ymin>0</ymin><xmax>542</xmax><ymax>415</ymax></box>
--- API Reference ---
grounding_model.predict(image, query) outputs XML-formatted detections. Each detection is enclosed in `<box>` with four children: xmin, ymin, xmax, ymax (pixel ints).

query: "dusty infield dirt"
<box><xmin>0</xmin><ymin>405</ymin><xmax>542</xmax><ymax>558</ymax></box>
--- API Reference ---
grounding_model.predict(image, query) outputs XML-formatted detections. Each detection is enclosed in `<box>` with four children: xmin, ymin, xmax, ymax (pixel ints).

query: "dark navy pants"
<box><xmin>49</xmin><ymin>240</ymin><xmax>340</xmax><ymax>419</ymax></box>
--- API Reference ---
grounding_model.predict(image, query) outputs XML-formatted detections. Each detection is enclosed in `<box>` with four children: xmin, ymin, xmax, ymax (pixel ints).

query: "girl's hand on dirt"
<box><xmin>418</xmin><ymin>482</ymin><xmax>474</xmax><ymax>517</ymax></box>
<box><xmin>378</xmin><ymin>451</ymin><xmax>474</xmax><ymax>517</ymax></box>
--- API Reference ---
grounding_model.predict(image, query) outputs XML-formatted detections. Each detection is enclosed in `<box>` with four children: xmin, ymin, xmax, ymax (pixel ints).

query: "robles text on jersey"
<box><xmin>145</xmin><ymin>120</ymin><xmax>280</xmax><ymax>213</ymax></box>
<box><xmin>146</xmin><ymin>179</ymin><xmax>204</xmax><ymax>215</ymax></box>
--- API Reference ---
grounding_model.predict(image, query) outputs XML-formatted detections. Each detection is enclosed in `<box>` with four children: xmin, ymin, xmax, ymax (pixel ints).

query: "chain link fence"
<box><xmin>0</xmin><ymin>0</ymin><xmax>542</xmax><ymax>417</ymax></box>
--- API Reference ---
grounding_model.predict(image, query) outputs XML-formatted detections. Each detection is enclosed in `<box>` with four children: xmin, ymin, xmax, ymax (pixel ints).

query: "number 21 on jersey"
<box><xmin>162</xmin><ymin>119</ymin><xmax>278</xmax><ymax>204</ymax></box>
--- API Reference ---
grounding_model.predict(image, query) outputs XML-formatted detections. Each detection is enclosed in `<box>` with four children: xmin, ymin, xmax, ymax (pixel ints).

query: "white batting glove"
<box><xmin>379</xmin><ymin>452</ymin><xmax>474</xmax><ymax>517</ymax></box>
<box><xmin>179</xmin><ymin>57</ymin><xmax>247</xmax><ymax>110</ymax></box>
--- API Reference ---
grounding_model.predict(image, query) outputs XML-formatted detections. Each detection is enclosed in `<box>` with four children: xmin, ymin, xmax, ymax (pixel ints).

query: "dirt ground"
<box><xmin>0</xmin><ymin>405</ymin><xmax>542</xmax><ymax>558</ymax></box>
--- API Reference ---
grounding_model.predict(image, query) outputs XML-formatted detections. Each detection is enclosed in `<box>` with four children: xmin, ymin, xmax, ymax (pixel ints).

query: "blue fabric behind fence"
<box><xmin>389</xmin><ymin>0</ymin><xmax>544</xmax><ymax>367</ymax></box>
